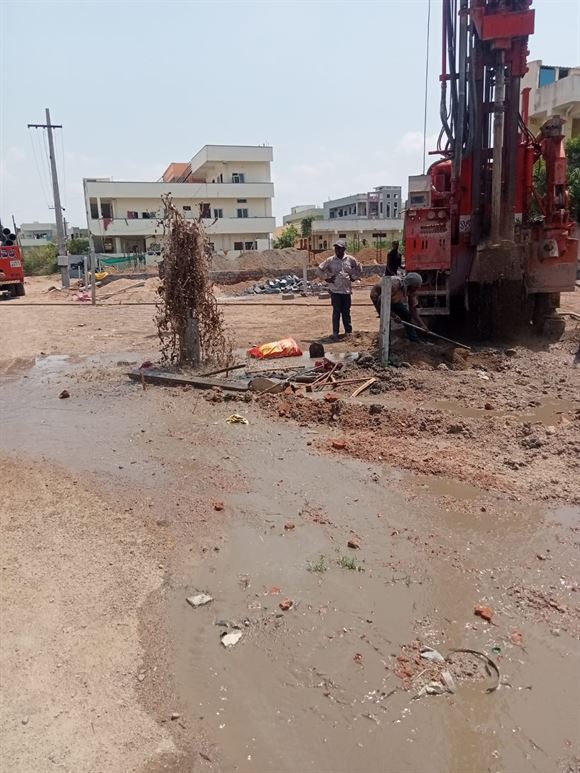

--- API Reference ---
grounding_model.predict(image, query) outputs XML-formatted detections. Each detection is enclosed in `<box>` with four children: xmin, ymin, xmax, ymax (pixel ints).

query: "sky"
<box><xmin>1</xmin><ymin>0</ymin><xmax>579</xmax><ymax>229</ymax></box>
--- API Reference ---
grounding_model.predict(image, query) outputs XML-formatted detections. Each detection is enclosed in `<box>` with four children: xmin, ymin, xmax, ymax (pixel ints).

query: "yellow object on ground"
<box><xmin>95</xmin><ymin>271</ymin><xmax>109</xmax><ymax>282</ymax></box>
<box><xmin>225</xmin><ymin>414</ymin><xmax>249</xmax><ymax>425</ymax></box>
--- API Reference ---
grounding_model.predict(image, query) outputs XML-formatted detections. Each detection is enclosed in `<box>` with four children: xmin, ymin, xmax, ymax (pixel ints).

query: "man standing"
<box><xmin>318</xmin><ymin>240</ymin><xmax>362</xmax><ymax>339</ymax></box>
<box><xmin>370</xmin><ymin>272</ymin><xmax>428</xmax><ymax>342</ymax></box>
<box><xmin>385</xmin><ymin>240</ymin><xmax>402</xmax><ymax>276</ymax></box>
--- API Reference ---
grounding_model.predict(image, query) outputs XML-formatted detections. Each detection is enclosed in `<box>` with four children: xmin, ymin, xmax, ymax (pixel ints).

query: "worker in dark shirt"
<box><xmin>385</xmin><ymin>240</ymin><xmax>402</xmax><ymax>276</ymax></box>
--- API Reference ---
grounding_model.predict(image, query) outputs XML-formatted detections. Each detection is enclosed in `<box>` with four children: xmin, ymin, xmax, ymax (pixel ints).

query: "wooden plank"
<box><xmin>350</xmin><ymin>377</ymin><xmax>377</xmax><ymax>398</ymax></box>
<box><xmin>201</xmin><ymin>362</ymin><xmax>246</xmax><ymax>377</ymax></box>
<box><xmin>128</xmin><ymin>369</ymin><xmax>249</xmax><ymax>392</ymax></box>
<box><xmin>379</xmin><ymin>276</ymin><xmax>391</xmax><ymax>365</ymax></box>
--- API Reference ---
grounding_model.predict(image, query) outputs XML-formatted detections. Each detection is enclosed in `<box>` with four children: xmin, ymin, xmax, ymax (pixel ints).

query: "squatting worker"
<box><xmin>370</xmin><ymin>272</ymin><xmax>428</xmax><ymax>342</ymax></box>
<box><xmin>385</xmin><ymin>240</ymin><xmax>402</xmax><ymax>276</ymax></box>
<box><xmin>318</xmin><ymin>239</ymin><xmax>363</xmax><ymax>339</ymax></box>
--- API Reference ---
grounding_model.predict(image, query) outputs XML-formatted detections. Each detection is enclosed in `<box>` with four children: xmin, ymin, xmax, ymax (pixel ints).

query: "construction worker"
<box><xmin>318</xmin><ymin>239</ymin><xmax>363</xmax><ymax>339</ymax></box>
<box><xmin>385</xmin><ymin>240</ymin><xmax>402</xmax><ymax>276</ymax></box>
<box><xmin>370</xmin><ymin>272</ymin><xmax>428</xmax><ymax>342</ymax></box>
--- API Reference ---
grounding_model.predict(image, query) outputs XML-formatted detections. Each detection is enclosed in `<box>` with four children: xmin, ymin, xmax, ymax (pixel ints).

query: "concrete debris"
<box><xmin>221</xmin><ymin>631</ymin><xmax>243</xmax><ymax>648</ymax></box>
<box><xmin>440</xmin><ymin>670</ymin><xmax>456</xmax><ymax>693</ymax></box>
<box><xmin>186</xmin><ymin>593</ymin><xmax>213</xmax><ymax>608</ymax></box>
<box><xmin>241</xmin><ymin>275</ymin><xmax>326</xmax><ymax>296</ymax></box>
<box><xmin>420</xmin><ymin>647</ymin><xmax>445</xmax><ymax>663</ymax></box>
<box><xmin>59</xmin><ymin>390</ymin><xmax>70</xmax><ymax>399</ymax></box>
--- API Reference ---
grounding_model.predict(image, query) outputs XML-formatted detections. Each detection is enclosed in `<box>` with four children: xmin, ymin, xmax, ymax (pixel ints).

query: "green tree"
<box><xmin>273</xmin><ymin>225</ymin><xmax>299</xmax><ymax>249</ymax></box>
<box><xmin>566</xmin><ymin>136</ymin><xmax>580</xmax><ymax>222</ymax></box>
<box><xmin>301</xmin><ymin>217</ymin><xmax>313</xmax><ymax>237</ymax></box>
<box><xmin>22</xmin><ymin>243</ymin><xmax>58</xmax><ymax>275</ymax></box>
<box><xmin>67</xmin><ymin>237</ymin><xmax>90</xmax><ymax>255</ymax></box>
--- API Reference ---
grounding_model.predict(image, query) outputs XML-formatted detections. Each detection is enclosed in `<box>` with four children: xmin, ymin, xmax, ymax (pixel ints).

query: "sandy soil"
<box><xmin>0</xmin><ymin>459</ymin><xmax>176</xmax><ymax>772</ymax></box>
<box><xmin>1</xmin><ymin>278</ymin><xmax>579</xmax><ymax>772</ymax></box>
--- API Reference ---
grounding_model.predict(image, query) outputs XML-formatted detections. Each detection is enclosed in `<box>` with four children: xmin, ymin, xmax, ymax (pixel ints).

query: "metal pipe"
<box><xmin>453</xmin><ymin>0</ymin><xmax>469</xmax><ymax>181</ymax></box>
<box><xmin>502</xmin><ymin>73</ymin><xmax>521</xmax><ymax>240</ymax></box>
<box><xmin>521</xmin><ymin>86</ymin><xmax>531</xmax><ymax>126</ymax></box>
<box><xmin>490</xmin><ymin>53</ymin><xmax>506</xmax><ymax>243</ymax></box>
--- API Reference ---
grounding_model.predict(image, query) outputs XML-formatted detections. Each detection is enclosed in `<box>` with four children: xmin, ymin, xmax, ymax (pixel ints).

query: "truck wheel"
<box><xmin>15</xmin><ymin>283</ymin><xmax>25</xmax><ymax>297</ymax></box>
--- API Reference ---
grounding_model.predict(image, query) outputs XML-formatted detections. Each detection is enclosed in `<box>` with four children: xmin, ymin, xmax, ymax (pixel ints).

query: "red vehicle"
<box><xmin>0</xmin><ymin>240</ymin><xmax>25</xmax><ymax>297</ymax></box>
<box><xmin>404</xmin><ymin>0</ymin><xmax>577</xmax><ymax>337</ymax></box>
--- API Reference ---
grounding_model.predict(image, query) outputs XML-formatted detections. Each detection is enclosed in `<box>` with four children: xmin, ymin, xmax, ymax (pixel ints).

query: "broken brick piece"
<box><xmin>474</xmin><ymin>604</ymin><xmax>493</xmax><ymax>622</ymax></box>
<box><xmin>279</xmin><ymin>598</ymin><xmax>293</xmax><ymax>611</ymax></box>
<box><xmin>284</xmin><ymin>522</ymin><xmax>295</xmax><ymax>530</ymax></box>
<box><xmin>347</xmin><ymin>536</ymin><xmax>361</xmax><ymax>550</ymax></box>
<box><xmin>324</xmin><ymin>392</ymin><xmax>341</xmax><ymax>403</ymax></box>
<box><xmin>331</xmin><ymin>439</ymin><xmax>347</xmax><ymax>450</ymax></box>
<box><xmin>213</xmin><ymin>502</ymin><xmax>225</xmax><ymax>512</ymax></box>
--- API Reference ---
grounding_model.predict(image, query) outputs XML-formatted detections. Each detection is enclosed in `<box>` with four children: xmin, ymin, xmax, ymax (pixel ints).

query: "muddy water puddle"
<box><xmin>431</xmin><ymin>397</ymin><xmax>580</xmax><ymax>424</ymax></box>
<box><xmin>2</xmin><ymin>359</ymin><xmax>579</xmax><ymax>773</ymax></box>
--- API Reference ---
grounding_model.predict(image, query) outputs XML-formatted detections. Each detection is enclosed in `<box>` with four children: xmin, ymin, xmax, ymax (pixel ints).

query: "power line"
<box><xmin>422</xmin><ymin>0</ymin><xmax>432</xmax><ymax>174</ymax></box>
<box><xmin>59</xmin><ymin>127</ymin><xmax>67</xmax><ymax>210</ymax></box>
<box><xmin>28</xmin><ymin>128</ymin><xmax>52</xmax><ymax>209</ymax></box>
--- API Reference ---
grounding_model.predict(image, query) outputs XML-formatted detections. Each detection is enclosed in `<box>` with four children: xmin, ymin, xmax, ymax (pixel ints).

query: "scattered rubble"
<box><xmin>186</xmin><ymin>593</ymin><xmax>213</xmax><ymax>608</ymax></box>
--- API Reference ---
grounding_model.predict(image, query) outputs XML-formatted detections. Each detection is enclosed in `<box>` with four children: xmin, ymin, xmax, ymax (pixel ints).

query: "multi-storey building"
<box><xmin>84</xmin><ymin>145</ymin><xmax>275</xmax><ymax>257</ymax></box>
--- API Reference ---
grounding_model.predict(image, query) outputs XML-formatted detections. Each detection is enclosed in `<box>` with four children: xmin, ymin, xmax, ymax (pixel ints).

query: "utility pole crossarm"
<box><xmin>27</xmin><ymin>123</ymin><xmax>63</xmax><ymax>129</ymax></box>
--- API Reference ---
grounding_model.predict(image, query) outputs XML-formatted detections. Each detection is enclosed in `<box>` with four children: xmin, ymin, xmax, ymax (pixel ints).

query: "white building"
<box><xmin>282</xmin><ymin>204</ymin><xmax>324</xmax><ymax>226</ymax></box>
<box><xmin>84</xmin><ymin>145</ymin><xmax>275</xmax><ymax>257</ymax></box>
<box><xmin>521</xmin><ymin>60</ymin><xmax>580</xmax><ymax>140</ymax></box>
<box><xmin>295</xmin><ymin>186</ymin><xmax>403</xmax><ymax>251</ymax></box>
<box><xmin>18</xmin><ymin>222</ymin><xmax>57</xmax><ymax>248</ymax></box>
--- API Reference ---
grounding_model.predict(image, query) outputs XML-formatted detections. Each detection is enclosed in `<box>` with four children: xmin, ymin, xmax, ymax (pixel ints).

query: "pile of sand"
<box><xmin>211</xmin><ymin>248</ymin><xmax>307</xmax><ymax>272</ymax></box>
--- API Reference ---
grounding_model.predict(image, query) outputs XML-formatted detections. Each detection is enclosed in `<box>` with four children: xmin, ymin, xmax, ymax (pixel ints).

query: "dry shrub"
<box><xmin>156</xmin><ymin>195</ymin><xmax>231</xmax><ymax>366</ymax></box>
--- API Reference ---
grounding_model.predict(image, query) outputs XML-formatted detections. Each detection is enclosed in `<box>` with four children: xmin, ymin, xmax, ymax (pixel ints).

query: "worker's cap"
<box><xmin>403</xmin><ymin>272</ymin><xmax>423</xmax><ymax>287</ymax></box>
<box><xmin>333</xmin><ymin>239</ymin><xmax>347</xmax><ymax>249</ymax></box>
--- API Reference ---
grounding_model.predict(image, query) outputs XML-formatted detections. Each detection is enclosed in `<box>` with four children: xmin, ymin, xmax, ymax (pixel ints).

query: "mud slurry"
<box><xmin>0</xmin><ymin>352</ymin><xmax>579</xmax><ymax>773</ymax></box>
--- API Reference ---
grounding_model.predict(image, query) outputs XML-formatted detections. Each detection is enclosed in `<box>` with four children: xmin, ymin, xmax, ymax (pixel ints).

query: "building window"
<box><xmin>201</xmin><ymin>203</ymin><xmax>211</xmax><ymax>218</ymax></box>
<box><xmin>339</xmin><ymin>233</ymin><xmax>346</xmax><ymax>239</ymax></box>
<box><xmin>233</xmin><ymin>241</ymin><xmax>243</xmax><ymax>250</ymax></box>
<box><xmin>237</xmin><ymin>208</ymin><xmax>249</xmax><ymax>218</ymax></box>
<box><xmin>237</xmin><ymin>199</ymin><xmax>247</xmax><ymax>203</ymax></box>
<box><xmin>386</xmin><ymin>204</ymin><xmax>391</xmax><ymax>217</ymax></box>
<box><xmin>386</xmin><ymin>193</ymin><xmax>391</xmax><ymax>198</ymax></box>
<box><xmin>213</xmin><ymin>208</ymin><xmax>223</xmax><ymax>219</ymax></box>
<box><xmin>127</xmin><ymin>211</ymin><xmax>138</xmax><ymax>219</ymax></box>
<box><xmin>330</xmin><ymin>211</ymin><xmax>335</xmax><ymax>219</ymax></box>
<box><xmin>232</xmin><ymin>173</ymin><xmax>245</xmax><ymax>183</ymax></box>
<box><xmin>89</xmin><ymin>199</ymin><xmax>99</xmax><ymax>219</ymax></box>
<box><xmin>379</xmin><ymin>201</ymin><xmax>383</xmax><ymax>215</ymax></box>
<box><xmin>244</xmin><ymin>241</ymin><xmax>256</xmax><ymax>250</ymax></box>
<box><xmin>142</xmin><ymin>212</ymin><xmax>151</xmax><ymax>219</ymax></box>
<box><xmin>539</xmin><ymin>66</ymin><xmax>556</xmax><ymax>87</ymax></box>
<box><xmin>101</xmin><ymin>202</ymin><xmax>113</xmax><ymax>219</ymax></box>
<box><xmin>183</xmin><ymin>205</ymin><xmax>192</xmax><ymax>211</ymax></box>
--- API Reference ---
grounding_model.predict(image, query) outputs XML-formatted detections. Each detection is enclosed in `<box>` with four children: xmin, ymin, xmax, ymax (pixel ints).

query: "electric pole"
<box><xmin>28</xmin><ymin>109</ymin><xmax>69</xmax><ymax>288</ymax></box>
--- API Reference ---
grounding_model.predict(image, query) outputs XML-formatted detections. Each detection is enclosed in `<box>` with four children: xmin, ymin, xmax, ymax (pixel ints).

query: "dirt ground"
<box><xmin>0</xmin><ymin>276</ymin><xmax>579</xmax><ymax>772</ymax></box>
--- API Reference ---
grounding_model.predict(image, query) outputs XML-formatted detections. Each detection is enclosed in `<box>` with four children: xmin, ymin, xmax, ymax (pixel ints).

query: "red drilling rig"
<box><xmin>404</xmin><ymin>0</ymin><xmax>577</xmax><ymax>337</ymax></box>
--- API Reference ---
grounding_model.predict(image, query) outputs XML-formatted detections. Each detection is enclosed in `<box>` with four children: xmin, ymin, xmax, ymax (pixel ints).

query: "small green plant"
<box><xmin>307</xmin><ymin>554</ymin><xmax>327</xmax><ymax>573</ymax></box>
<box><xmin>337</xmin><ymin>554</ymin><xmax>358</xmax><ymax>571</ymax></box>
<box><xmin>22</xmin><ymin>243</ymin><xmax>58</xmax><ymax>275</ymax></box>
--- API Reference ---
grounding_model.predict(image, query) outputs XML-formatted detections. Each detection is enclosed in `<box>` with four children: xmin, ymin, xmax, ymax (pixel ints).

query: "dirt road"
<box><xmin>0</xmin><ymin>280</ymin><xmax>579</xmax><ymax>772</ymax></box>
